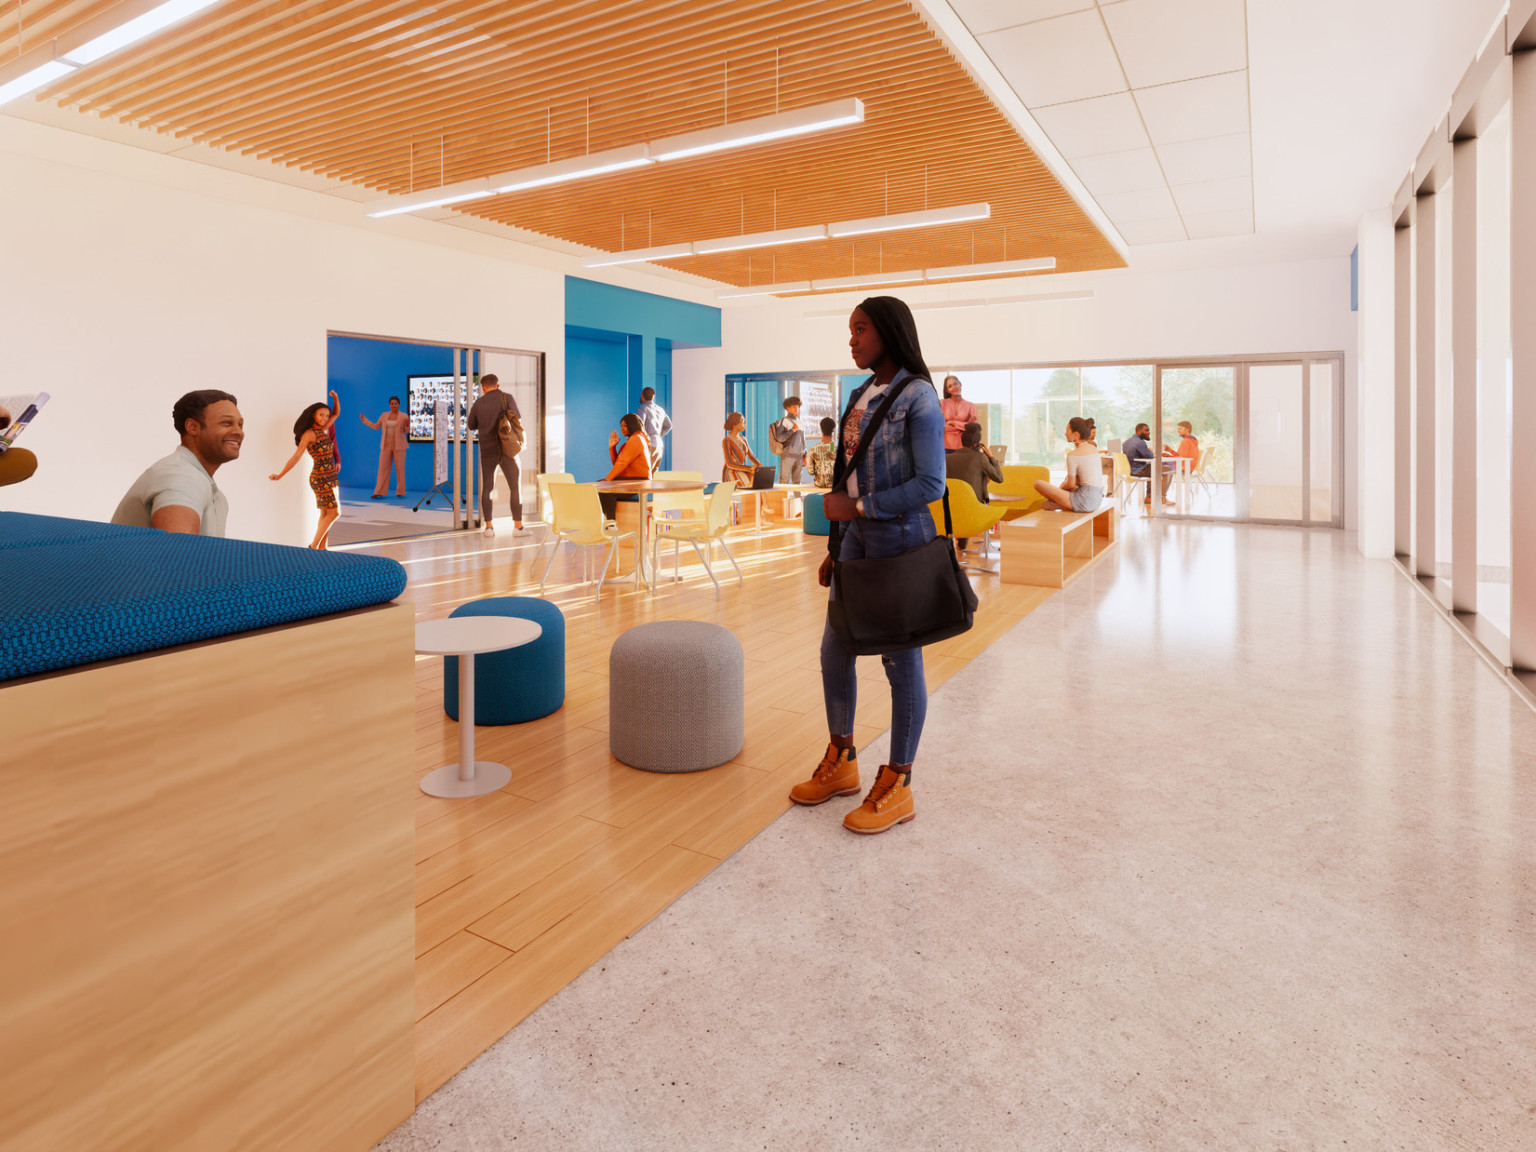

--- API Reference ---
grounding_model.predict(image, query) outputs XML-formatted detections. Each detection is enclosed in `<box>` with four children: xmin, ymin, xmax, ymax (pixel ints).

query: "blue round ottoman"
<box><xmin>609</xmin><ymin>621</ymin><xmax>743</xmax><ymax>772</ymax></box>
<box><xmin>802</xmin><ymin>492</ymin><xmax>830</xmax><ymax>536</ymax></box>
<box><xmin>444</xmin><ymin>597</ymin><xmax>565</xmax><ymax>724</ymax></box>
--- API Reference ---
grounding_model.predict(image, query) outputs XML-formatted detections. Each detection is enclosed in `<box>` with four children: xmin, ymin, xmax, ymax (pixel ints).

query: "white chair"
<box><xmin>651</xmin><ymin>481</ymin><xmax>743</xmax><ymax>592</ymax></box>
<box><xmin>540</xmin><ymin>483</ymin><xmax>640</xmax><ymax>598</ymax></box>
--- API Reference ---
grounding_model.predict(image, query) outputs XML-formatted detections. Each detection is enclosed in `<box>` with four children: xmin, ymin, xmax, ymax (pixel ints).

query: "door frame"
<box><xmin>1152</xmin><ymin>353</ymin><xmax>1345</xmax><ymax>527</ymax></box>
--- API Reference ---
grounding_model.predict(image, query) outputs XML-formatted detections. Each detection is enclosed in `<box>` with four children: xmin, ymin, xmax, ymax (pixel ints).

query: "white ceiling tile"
<box><xmin>1100</xmin><ymin>0</ymin><xmax>1248</xmax><ymax>89</ymax></box>
<box><xmin>1030</xmin><ymin>92</ymin><xmax>1149</xmax><ymax>157</ymax></box>
<box><xmin>951</xmin><ymin>0</ymin><xmax>1093</xmax><ymax>36</ymax></box>
<box><xmin>1071</xmin><ymin>147</ymin><xmax>1165</xmax><ymax>194</ymax></box>
<box><xmin>1116</xmin><ymin>216</ymin><xmax>1188</xmax><ymax>245</ymax></box>
<box><xmin>980</xmin><ymin>10</ymin><xmax>1127</xmax><ymax>107</ymax></box>
<box><xmin>1182</xmin><ymin>208</ymin><xmax>1254</xmax><ymax>239</ymax></box>
<box><xmin>1170</xmin><ymin>175</ymin><xmax>1252</xmax><ymax>215</ymax></box>
<box><xmin>1097</xmin><ymin>184</ymin><xmax>1180</xmax><ymax>222</ymax></box>
<box><xmin>1133</xmin><ymin>71</ymin><xmax>1249</xmax><ymax>144</ymax></box>
<box><xmin>1156</xmin><ymin>132</ymin><xmax>1250</xmax><ymax>184</ymax></box>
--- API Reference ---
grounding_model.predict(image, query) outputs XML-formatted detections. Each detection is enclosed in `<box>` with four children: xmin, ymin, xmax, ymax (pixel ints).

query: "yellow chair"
<box><xmin>927</xmin><ymin>479</ymin><xmax>1007</xmax><ymax>573</ymax></box>
<box><xmin>651</xmin><ymin>470</ymin><xmax>707</xmax><ymax>525</ymax></box>
<box><xmin>1112</xmin><ymin>453</ymin><xmax>1149</xmax><ymax>510</ymax></box>
<box><xmin>540</xmin><ymin>482</ymin><xmax>640</xmax><ymax>598</ymax></box>
<box><xmin>992</xmin><ymin>464</ymin><xmax>1049</xmax><ymax>520</ymax></box>
<box><xmin>652</xmin><ymin>481</ymin><xmax>743</xmax><ymax>592</ymax></box>
<box><xmin>1188</xmin><ymin>447</ymin><xmax>1214</xmax><ymax>497</ymax></box>
<box><xmin>531</xmin><ymin>472</ymin><xmax>575</xmax><ymax>569</ymax></box>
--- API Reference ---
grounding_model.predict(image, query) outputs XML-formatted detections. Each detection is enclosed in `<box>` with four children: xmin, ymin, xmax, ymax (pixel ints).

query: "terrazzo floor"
<box><xmin>375</xmin><ymin>521</ymin><xmax>1536</xmax><ymax>1151</ymax></box>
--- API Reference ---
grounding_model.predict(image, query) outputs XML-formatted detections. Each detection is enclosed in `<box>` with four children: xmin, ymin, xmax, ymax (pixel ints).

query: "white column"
<box><xmin>1511</xmin><ymin>50</ymin><xmax>1536</xmax><ymax>668</ymax></box>
<box><xmin>1451</xmin><ymin>138</ymin><xmax>1479</xmax><ymax>614</ymax></box>
<box><xmin>1394</xmin><ymin>217</ymin><xmax>1413</xmax><ymax>560</ymax></box>
<box><xmin>1414</xmin><ymin>194</ymin><xmax>1437</xmax><ymax>579</ymax></box>
<box><xmin>1356</xmin><ymin>208</ymin><xmax>1397</xmax><ymax>559</ymax></box>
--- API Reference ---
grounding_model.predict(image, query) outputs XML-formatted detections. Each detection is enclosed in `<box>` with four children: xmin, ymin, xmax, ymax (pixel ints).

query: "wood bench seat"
<box><xmin>998</xmin><ymin>505</ymin><xmax>1118</xmax><ymax>588</ymax></box>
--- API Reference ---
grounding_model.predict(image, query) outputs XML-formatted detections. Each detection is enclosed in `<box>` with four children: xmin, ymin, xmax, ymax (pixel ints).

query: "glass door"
<box><xmin>1155</xmin><ymin>363</ymin><xmax>1236</xmax><ymax>518</ymax></box>
<box><xmin>1241</xmin><ymin>359</ymin><xmax>1341</xmax><ymax>525</ymax></box>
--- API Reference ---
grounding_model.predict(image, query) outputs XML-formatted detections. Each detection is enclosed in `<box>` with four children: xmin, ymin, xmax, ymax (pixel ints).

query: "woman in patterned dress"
<box><xmin>270</xmin><ymin>390</ymin><xmax>342</xmax><ymax>549</ymax></box>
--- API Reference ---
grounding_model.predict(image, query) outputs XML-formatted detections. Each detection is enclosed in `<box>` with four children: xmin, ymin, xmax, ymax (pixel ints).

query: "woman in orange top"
<box><xmin>940</xmin><ymin>375</ymin><xmax>977</xmax><ymax>451</ymax></box>
<box><xmin>601</xmin><ymin>412</ymin><xmax>652</xmax><ymax>518</ymax></box>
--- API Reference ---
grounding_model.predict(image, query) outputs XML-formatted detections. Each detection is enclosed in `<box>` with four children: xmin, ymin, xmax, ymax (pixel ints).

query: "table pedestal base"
<box><xmin>419</xmin><ymin>761</ymin><xmax>512</xmax><ymax>798</ymax></box>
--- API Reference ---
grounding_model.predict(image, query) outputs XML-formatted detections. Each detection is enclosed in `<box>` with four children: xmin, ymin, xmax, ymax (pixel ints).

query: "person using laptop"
<box><xmin>721</xmin><ymin>411</ymin><xmax>762</xmax><ymax>487</ymax></box>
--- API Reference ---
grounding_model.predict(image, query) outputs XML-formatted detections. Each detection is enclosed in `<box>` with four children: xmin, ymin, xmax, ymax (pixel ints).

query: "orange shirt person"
<box><xmin>1162</xmin><ymin>420</ymin><xmax>1199</xmax><ymax>505</ymax></box>
<box><xmin>601</xmin><ymin>412</ymin><xmax>651</xmax><ymax>518</ymax></box>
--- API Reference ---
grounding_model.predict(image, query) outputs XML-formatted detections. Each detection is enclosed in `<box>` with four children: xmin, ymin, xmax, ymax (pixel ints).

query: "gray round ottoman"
<box><xmin>609</xmin><ymin>621</ymin><xmax>744</xmax><ymax>772</ymax></box>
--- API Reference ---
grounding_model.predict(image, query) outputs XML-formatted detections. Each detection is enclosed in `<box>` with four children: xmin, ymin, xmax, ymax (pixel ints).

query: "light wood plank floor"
<box><xmin>357</xmin><ymin>510</ymin><xmax>1052</xmax><ymax>1102</ymax></box>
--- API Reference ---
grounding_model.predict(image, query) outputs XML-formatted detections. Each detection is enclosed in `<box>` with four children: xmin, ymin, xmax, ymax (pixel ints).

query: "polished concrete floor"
<box><xmin>376</xmin><ymin>521</ymin><xmax>1536</xmax><ymax>1151</ymax></box>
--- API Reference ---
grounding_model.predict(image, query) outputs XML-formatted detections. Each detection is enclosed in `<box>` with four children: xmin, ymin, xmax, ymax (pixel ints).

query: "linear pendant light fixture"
<box><xmin>581</xmin><ymin>202</ymin><xmax>991</xmax><ymax>268</ymax></box>
<box><xmin>0</xmin><ymin>0</ymin><xmax>226</xmax><ymax>107</ymax></box>
<box><xmin>713</xmin><ymin>255</ymin><xmax>1058</xmax><ymax>299</ymax></box>
<box><xmin>366</xmin><ymin>98</ymin><xmax>865</xmax><ymax>219</ymax></box>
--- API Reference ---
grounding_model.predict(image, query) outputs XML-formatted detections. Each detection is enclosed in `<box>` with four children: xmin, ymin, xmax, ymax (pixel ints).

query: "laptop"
<box><xmin>751</xmin><ymin>465</ymin><xmax>777</xmax><ymax>490</ymax></box>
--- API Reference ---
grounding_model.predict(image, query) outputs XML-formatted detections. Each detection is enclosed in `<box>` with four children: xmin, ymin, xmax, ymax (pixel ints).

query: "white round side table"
<box><xmin>415</xmin><ymin>615</ymin><xmax>543</xmax><ymax>798</ymax></box>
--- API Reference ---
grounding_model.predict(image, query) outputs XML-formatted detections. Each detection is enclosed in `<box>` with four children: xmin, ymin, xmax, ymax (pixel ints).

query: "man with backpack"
<box><xmin>467</xmin><ymin>373</ymin><xmax>528</xmax><ymax>538</ymax></box>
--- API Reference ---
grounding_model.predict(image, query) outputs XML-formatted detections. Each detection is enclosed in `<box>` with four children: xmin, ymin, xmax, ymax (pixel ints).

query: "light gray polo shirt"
<box><xmin>110</xmin><ymin>445</ymin><xmax>228</xmax><ymax>537</ymax></box>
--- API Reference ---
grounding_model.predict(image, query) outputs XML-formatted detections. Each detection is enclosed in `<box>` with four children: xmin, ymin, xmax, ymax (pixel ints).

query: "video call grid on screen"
<box><xmin>408</xmin><ymin>374</ymin><xmax>470</xmax><ymax>442</ymax></box>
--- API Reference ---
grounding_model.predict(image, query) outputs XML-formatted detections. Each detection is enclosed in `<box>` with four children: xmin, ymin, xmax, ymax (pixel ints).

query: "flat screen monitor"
<box><xmin>407</xmin><ymin>374</ymin><xmax>468</xmax><ymax>442</ymax></box>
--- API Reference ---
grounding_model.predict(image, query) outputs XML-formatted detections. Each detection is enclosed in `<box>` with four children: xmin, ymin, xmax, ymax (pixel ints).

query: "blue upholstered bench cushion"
<box><xmin>1</xmin><ymin>512</ymin><xmax>408</xmax><ymax>682</ymax></box>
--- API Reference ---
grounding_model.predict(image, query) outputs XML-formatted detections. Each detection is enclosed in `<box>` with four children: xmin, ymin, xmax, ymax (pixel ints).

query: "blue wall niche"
<box><xmin>327</xmin><ymin>335</ymin><xmax>454</xmax><ymax>493</ymax></box>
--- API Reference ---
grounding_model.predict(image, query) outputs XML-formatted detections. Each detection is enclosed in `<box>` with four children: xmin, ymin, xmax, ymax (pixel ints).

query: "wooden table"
<box><xmin>416</xmin><ymin>616</ymin><xmax>542</xmax><ymax>797</ymax></box>
<box><xmin>594</xmin><ymin>478</ymin><xmax>705</xmax><ymax>583</ymax></box>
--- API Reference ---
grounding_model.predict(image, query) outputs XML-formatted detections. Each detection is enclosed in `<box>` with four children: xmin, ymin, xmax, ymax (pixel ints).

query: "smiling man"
<box><xmin>111</xmin><ymin>389</ymin><xmax>244</xmax><ymax>537</ymax></box>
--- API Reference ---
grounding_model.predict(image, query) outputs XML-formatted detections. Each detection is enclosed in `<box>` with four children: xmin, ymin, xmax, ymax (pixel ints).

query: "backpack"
<box><xmin>495</xmin><ymin>395</ymin><xmax>523</xmax><ymax>456</ymax></box>
<box><xmin>767</xmin><ymin>418</ymin><xmax>784</xmax><ymax>456</ymax></box>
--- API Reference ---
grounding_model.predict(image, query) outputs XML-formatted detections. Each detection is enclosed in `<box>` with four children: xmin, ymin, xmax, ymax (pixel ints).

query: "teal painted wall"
<box><xmin>564</xmin><ymin>278</ymin><xmax>719</xmax><ymax>476</ymax></box>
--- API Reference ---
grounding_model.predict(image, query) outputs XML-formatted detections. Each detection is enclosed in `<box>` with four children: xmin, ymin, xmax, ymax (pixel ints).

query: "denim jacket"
<box><xmin>828</xmin><ymin>369</ymin><xmax>947</xmax><ymax>551</ymax></box>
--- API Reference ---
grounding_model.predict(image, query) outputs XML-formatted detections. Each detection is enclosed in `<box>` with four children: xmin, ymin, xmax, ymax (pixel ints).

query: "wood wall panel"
<box><xmin>0</xmin><ymin>602</ymin><xmax>418</xmax><ymax>1152</ymax></box>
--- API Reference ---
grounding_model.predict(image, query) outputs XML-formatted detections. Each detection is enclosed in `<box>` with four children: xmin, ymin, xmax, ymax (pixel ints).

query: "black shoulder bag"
<box><xmin>826</xmin><ymin>378</ymin><xmax>978</xmax><ymax>656</ymax></box>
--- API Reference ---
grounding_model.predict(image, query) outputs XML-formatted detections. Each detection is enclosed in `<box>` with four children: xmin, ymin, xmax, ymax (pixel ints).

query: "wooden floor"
<box><xmin>358</xmin><ymin>509</ymin><xmax>1053</xmax><ymax>1102</ymax></box>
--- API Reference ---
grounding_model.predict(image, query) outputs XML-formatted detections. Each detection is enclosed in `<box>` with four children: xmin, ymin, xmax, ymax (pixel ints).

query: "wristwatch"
<box><xmin>855</xmin><ymin>497</ymin><xmax>866</xmax><ymax>517</ymax></box>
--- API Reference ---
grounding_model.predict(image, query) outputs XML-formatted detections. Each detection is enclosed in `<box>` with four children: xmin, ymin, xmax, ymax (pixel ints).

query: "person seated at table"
<box><xmin>722</xmin><ymin>412</ymin><xmax>760</xmax><ymax>486</ymax></box>
<box><xmin>601</xmin><ymin>412</ymin><xmax>652</xmax><ymax>519</ymax></box>
<box><xmin>1123</xmin><ymin>421</ymin><xmax>1173</xmax><ymax>505</ymax></box>
<box><xmin>806</xmin><ymin>417</ymin><xmax>837</xmax><ymax>488</ymax></box>
<box><xmin>945</xmin><ymin>422</ymin><xmax>1003</xmax><ymax>551</ymax></box>
<box><xmin>1162</xmin><ymin>420</ymin><xmax>1198</xmax><ymax>506</ymax></box>
<box><xmin>1034</xmin><ymin>416</ymin><xmax>1103</xmax><ymax>513</ymax></box>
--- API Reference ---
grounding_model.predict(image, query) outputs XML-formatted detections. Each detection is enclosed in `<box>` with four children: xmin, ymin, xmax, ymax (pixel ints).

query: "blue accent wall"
<box><xmin>327</xmin><ymin>335</ymin><xmax>453</xmax><ymax>492</ymax></box>
<box><xmin>565</xmin><ymin>327</ymin><xmax>629</xmax><ymax>484</ymax></box>
<box><xmin>564</xmin><ymin>277</ymin><xmax>720</xmax><ymax>479</ymax></box>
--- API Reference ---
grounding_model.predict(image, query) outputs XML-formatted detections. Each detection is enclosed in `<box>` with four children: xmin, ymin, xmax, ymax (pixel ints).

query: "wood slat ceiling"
<box><xmin>6</xmin><ymin>0</ymin><xmax>1125</xmax><ymax>288</ymax></box>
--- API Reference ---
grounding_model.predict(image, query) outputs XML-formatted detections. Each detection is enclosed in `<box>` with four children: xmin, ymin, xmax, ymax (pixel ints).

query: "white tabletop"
<box><xmin>415</xmin><ymin>616</ymin><xmax>542</xmax><ymax>656</ymax></box>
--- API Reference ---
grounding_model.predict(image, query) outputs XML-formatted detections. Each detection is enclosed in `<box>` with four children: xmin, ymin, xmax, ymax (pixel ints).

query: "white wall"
<box><xmin>671</xmin><ymin>346</ymin><xmax>728</xmax><ymax>478</ymax></box>
<box><xmin>720</xmin><ymin>258</ymin><xmax>1354</xmax><ymax>375</ymax></box>
<box><xmin>0</xmin><ymin>114</ymin><xmax>717</xmax><ymax>545</ymax></box>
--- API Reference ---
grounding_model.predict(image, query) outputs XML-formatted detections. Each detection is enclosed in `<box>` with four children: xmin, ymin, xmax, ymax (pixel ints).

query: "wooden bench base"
<box><xmin>998</xmin><ymin>505</ymin><xmax>1118</xmax><ymax>588</ymax></box>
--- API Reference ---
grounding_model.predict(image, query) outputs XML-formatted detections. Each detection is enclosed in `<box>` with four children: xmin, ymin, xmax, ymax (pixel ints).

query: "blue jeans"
<box><xmin>820</xmin><ymin>516</ymin><xmax>931</xmax><ymax>766</ymax></box>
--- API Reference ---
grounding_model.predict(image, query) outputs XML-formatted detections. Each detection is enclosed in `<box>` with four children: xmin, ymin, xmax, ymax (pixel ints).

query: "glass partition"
<box><xmin>1247</xmin><ymin>363</ymin><xmax>1305</xmax><ymax>521</ymax></box>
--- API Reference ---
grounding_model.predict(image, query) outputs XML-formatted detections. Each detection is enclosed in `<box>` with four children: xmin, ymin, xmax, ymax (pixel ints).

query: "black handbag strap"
<box><xmin>835</xmin><ymin>374</ymin><xmax>954</xmax><ymax>543</ymax></box>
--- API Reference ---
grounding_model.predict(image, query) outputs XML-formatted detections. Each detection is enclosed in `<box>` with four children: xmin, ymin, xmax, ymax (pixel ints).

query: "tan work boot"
<box><xmin>843</xmin><ymin>766</ymin><xmax>914</xmax><ymax>834</ymax></box>
<box><xmin>789</xmin><ymin>744</ymin><xmax>860</xmax><ymax>806</ymax></box>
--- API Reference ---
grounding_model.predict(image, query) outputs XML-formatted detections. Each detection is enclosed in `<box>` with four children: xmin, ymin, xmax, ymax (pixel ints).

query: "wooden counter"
<box><xmin>0</xmin><ymin>601</ymin><xmax>417</xmax><ymax>1152</ymax></box>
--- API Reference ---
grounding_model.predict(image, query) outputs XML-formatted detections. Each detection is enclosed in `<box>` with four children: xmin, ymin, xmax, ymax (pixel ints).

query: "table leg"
<box><xmin>420</xmin><ymin>650</ymin><xmax>513</xmax><ymax>798</ymax></box>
